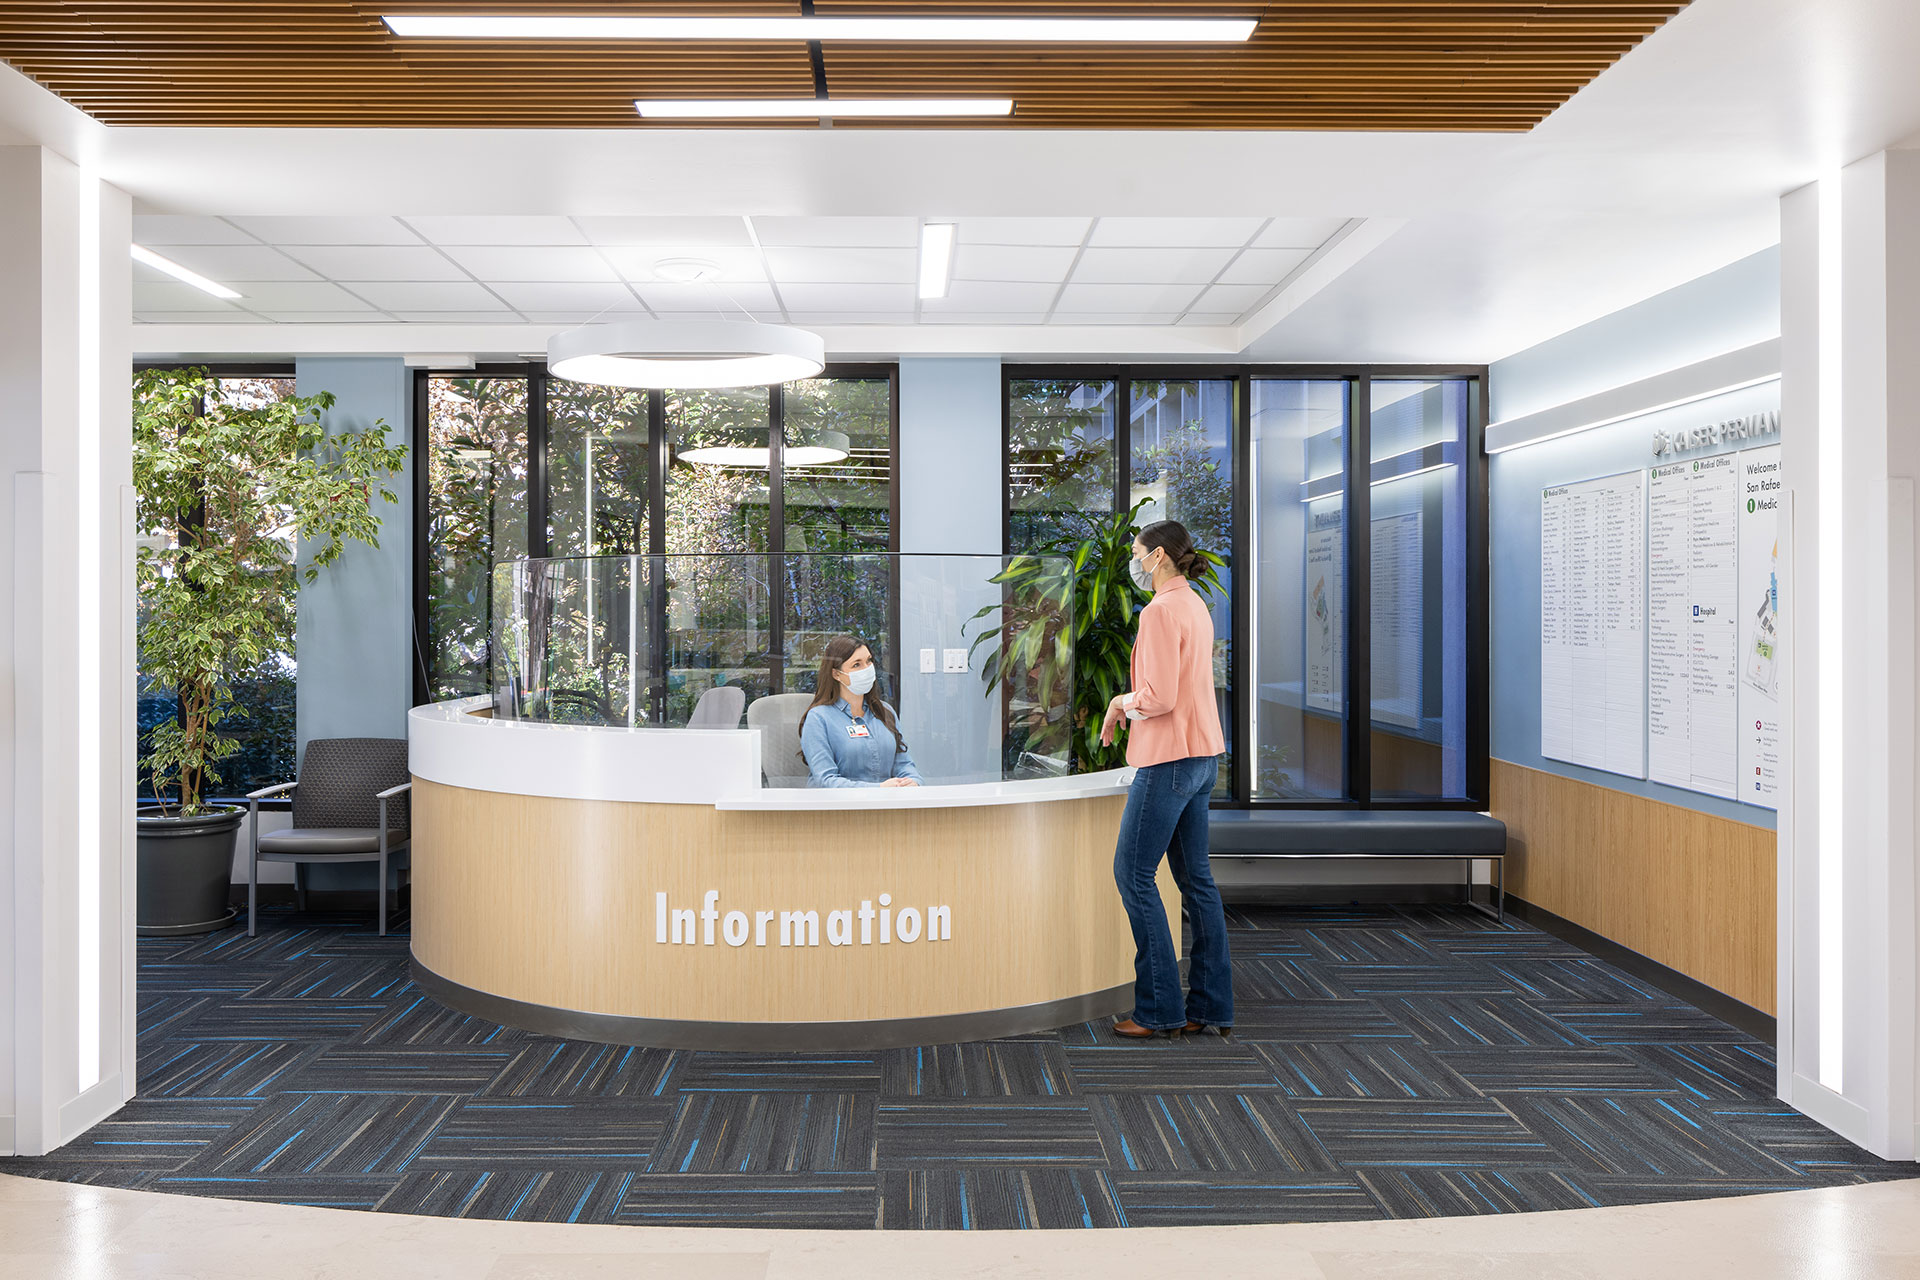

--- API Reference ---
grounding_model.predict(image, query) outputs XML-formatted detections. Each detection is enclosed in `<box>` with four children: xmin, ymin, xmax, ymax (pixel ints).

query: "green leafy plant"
<box><xmin>968</xmin><ymin>499</ymin><xmax>1225</xmax><ymax>774</ymax></box>
<box><xmin>135</xmin><ymin>367</ymin><xmax>407</xmax><ymax>814</ymax></box>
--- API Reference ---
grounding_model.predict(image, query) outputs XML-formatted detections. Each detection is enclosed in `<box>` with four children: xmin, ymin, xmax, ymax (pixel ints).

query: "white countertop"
<box><xmin>409</xmin><ymin>697</ymin><xmax>1134</xmax><ymax>811</ymax></box>
<box><xmin>714</xmin><ymin>769</ymin><xmax>1133</xmax><ymax>811</ymax></box>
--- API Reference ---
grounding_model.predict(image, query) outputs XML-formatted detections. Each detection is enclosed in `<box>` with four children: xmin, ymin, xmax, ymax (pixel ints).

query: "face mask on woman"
<box><xmin>1129</xmin><ymin>549</ymin><xmax>1160</xmax><ymax>593</ymax></box>
<box><xmin>842</xmin><ymin>664</ymin><xmax>878</xmax><ymax>696</ymax></box>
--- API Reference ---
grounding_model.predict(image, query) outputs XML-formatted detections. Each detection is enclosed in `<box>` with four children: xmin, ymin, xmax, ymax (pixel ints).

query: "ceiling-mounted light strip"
<box><xmin>385</xmin><ymin>15</ymin><xmax>1257</xmax><ymax>42</ymax></box>
<box><xmin>638</xmin><ymin>98</ymin><xmax>1012</xmax><ymax>119</ymax></box>
<box><xmin>130</xmin><ymin>245</ymin><xmax>241</xmax><ymax>299</ymax></box>
<box><xmin>919</xmin><ymin>223</ymin><xmax>956</xmax><ymax>299</ymax></box>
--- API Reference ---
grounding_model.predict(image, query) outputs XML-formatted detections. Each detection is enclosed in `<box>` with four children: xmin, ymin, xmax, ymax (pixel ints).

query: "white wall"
<box><xmin>0</xmin><ymin>146</ymin><xmax>137</xmax><ymax>1156</ymax></box>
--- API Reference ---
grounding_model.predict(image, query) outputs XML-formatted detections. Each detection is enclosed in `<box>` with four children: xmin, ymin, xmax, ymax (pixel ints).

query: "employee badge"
<box><xmin>847</xmin><ymin>722</ymin><xmax>872</xmax><ymax>739</ymax></box>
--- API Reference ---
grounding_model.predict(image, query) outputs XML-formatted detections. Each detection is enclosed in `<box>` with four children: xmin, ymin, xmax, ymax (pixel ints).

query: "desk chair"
<box><xmin>746</xmin><ymin>692</ymin><xmax>815</xmax><ymax>786</ymax></box>
<box><xmin>246</xmin><ymin>737</ymin><xmax>412</xmax><ymax>937</ymax></box>
<box><xmin>688</xmin><ymin>684</ymin><xmax>746</xmax><ymax>729</ymax></box>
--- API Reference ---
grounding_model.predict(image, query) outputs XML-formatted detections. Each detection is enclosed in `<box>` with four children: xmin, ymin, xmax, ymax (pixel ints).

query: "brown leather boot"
<box><xmin>1112</xmin><ymin>1018</ymin><xmax>1175</xmax><ymax>1038</ymax></box>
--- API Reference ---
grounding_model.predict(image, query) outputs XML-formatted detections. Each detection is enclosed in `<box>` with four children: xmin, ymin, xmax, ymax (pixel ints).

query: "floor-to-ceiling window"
<box><xmin>136</xmin><ymin>368</ymin><xmax>300</xmax><ymax>800</ymax></box>
<box><xmin>415</xmin><ymin>365</ymin><xmax>899</xmax><ymax>720</ymax></box>
<box><xmin>1006</xmin><ymin>365</ymin><xmax>1487</xmax><ymax>808</ymax></box>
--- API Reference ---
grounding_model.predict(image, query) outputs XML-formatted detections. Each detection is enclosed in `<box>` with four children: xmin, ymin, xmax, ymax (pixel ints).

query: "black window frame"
<box><xmin>411</xmin><ymin>362</ymin><xmax>903</xmax><ymax>714</ymax></box>
<box><xmin>1002</xmin><ymin>362</ymin><xmax>1491</xmax><ymax>812</ymax></box>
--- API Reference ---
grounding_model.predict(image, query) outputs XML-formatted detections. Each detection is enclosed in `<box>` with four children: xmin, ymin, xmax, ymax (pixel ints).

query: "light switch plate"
<box><xmin>942</xmin><ymin>648</ymin><xmax>969</xmax><ymax>674</ymax></box>
<box><xmin>919</xmin><ymin>648</ymin><xmax>937</xmax><ymax>674</ymax></box>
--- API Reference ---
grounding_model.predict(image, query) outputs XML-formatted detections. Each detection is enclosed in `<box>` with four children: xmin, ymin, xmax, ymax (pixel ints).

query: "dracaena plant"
<box><xmin>135</xmin><ymin>367</ymin><xmax>407</xmax><ymax>815</ymax></box>
<box><xmin>968</xmin><ymin>499</ymin><xmax>1224</xmax><ymax>774</ymax></box>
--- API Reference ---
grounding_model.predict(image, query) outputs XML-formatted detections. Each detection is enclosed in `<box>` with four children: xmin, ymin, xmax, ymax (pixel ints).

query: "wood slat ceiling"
<box><xmin>0</xmin><ymin>1</ymin><xmax>1689</xmax><ymax>130</ymax></box>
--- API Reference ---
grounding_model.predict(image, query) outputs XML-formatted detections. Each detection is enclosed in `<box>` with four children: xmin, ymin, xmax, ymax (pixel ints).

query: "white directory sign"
<box><xmin>1737</xmin><ymin>445</ymin><xmax>1784</xmax><ymax>808</ymax></box>
<box><xmin>1647</xmin><ymin>456</ymin><xmax>1740</xmax><ymax>799</ymax></box>
<box><xmin>1305</xmin><ymin>507</ymin><xmax>1344</xmax><ymax>713</ymax></box>
<box><xmin>1540</xmin><ymin>471</ymin><xmax>1647</xmax><ymax>777</ymax></box>
<box><xmin>1370</xmin><ymin>512</ymin><xmax>1423</xmax><ymax>730</ymax></box>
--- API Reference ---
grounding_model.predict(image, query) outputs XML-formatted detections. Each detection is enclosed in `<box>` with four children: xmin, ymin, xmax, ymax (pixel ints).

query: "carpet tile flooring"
<box><xmin>3</xmin><ymin>902</ymin><xmax>1911</xmax><ymax>1228</ymax></box>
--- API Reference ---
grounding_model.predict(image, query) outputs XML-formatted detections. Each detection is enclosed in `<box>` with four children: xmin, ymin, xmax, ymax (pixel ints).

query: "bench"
<box><xmin>1207</xmin><ymin>810</ymin><xmax>1508</xmax><ymax>920</ymax></box>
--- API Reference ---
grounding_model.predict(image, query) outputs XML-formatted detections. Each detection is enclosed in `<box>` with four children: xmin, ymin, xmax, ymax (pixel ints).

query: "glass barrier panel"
<box><xmin>488</xmin><ymin>553</ymin><xmax>1075</xmax><ymax>788</ymax></box>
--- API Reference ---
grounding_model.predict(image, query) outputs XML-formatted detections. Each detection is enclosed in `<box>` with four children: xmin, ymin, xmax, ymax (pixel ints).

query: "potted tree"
<box><xmin>134</xmin><ymin>368</ymin><xmax>406</xmax><ymax>934</ymax></box>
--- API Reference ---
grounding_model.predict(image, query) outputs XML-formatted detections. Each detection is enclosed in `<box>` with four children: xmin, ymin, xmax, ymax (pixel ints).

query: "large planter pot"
<box><xmin>137</xmin><ymin>806</ymin><xmax>245</xmax><ymax>936</ymax></box>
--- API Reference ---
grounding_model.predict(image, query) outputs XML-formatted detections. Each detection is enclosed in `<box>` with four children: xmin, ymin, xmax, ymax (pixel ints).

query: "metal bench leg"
<box><xmin>1463</xmin><ymin>855</ymin><xmax>1503</xmax><ymax>923</ymax></box>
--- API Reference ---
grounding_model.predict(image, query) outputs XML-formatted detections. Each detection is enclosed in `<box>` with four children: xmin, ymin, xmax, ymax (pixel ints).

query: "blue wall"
<box><xmin>293</xmin><ymin>357</ymin><xmax>413</xmax><ymax>748</ymax></box>
<box><xmin>1487</xmin><ymin>252</ymin><xmax>1780</xmax><ymax>830</ymax></box>
<box><xmin>895</xmin><ymin>358</ymin><xmax>1004</xmax><ymax>780</ymax></box>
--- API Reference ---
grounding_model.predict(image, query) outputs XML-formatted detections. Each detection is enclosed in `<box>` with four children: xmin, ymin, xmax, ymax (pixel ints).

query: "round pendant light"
<box><xmin>548</xmin><ymin>319</ymin><xmax>825</xmax><ymax>390</ymax></box>
<box><xmin>677</xmin><ymin>428</ymin><xmax>851</xmax><ymax>469</ymax></box>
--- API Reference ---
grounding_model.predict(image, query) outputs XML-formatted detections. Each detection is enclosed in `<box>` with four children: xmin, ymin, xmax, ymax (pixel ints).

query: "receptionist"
<box><xmin>799</xmin><ymin>634</ymin><xmax>923</xmax><ymax>789</ymax></box>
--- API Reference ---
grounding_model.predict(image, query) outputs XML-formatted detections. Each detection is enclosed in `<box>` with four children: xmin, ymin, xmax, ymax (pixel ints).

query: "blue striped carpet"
<box><xmin>4</xmin><ymin>903</ymin><xmax>1909</xmax><ymax>1228</ymax></box>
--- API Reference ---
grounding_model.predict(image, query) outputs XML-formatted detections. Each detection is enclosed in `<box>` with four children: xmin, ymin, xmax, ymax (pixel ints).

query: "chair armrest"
<box><xmin>376</xmin><ymin>782</ymin><xmax>412</xmax><ymax>800</ymax></box>
<box><xmin>246</xmin><ymin>781</ymin><xmax>299</xmax><ymax>800</ymax></box>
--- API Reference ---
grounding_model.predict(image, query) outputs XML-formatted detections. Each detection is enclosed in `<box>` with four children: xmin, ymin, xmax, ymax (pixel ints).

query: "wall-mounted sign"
<box><xmin>655</xmin><ymin>889</ymin><xmax>953</xmax><ymax>949</ymax></box>
<box><xmin>1652</xmin><ymin>410</ymin><xmax>1779</xmax><ymax>458</ymax></box>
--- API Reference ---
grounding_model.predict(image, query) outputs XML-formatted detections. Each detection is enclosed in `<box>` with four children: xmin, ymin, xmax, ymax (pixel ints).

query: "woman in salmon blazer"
<box><xmin>1099</xmin><ymin>519</ymin><xmax>1233</xmax><ymax>1038</ymax></box>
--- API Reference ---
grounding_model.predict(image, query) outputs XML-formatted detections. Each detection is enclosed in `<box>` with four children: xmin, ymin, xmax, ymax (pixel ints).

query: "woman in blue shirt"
<box><xmin>799</xmin><ymin>634</ymin><xmax>922</xmax><ymax>789</ymax></box>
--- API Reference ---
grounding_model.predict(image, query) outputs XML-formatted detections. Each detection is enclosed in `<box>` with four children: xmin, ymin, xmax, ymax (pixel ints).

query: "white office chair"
<box><xmin>746</xmin><ymin>692</ymin><xmax>816</xmax><ymax>786</ymax></box>
<box><xmin>688</xmin><ymin>684</ymin><xmax>746</xmax><ymax>729</ymax></box>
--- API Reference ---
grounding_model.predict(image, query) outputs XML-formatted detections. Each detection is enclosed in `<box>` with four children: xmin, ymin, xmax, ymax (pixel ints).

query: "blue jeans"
<box><xmin>1113</xmin><ymin>756</ymin><xmax>1234</xmax><ymax>1031</ymax></box>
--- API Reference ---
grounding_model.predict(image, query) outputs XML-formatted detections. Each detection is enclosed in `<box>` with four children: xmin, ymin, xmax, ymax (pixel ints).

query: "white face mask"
<box><xmin>1129</xmin><ymin>550</ymin><xmax>1159</xmax><ymax>592</ymax></box>
<box><xmin>841</xmin><ymin>664</ymin><xmax>877</xmax><ymax>696</ymax></box>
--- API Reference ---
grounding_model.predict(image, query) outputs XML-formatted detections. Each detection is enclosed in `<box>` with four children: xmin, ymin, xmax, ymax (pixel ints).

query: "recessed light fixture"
<box><xmin>918</xmin><ymin>224</ymin><xmax>956</xmax><ymax>299</ymax></box>
<box><xmin>384</xmin><ymin>15</ymin><xmax>1257</xmax><ymax>42</ymax></box>
<box><xmin>653</xmin><ymin>257</ymin><xmax>722</xmax><ymax>283</ymax></box>
<box><xmin>637</xmin><ymin>98</ymin><xmax>1013</xmax><ymax>119</ymax></box>
<box><xmin>130</xmin><ymin>245</ymin><xmax>241</xmax><ymax>299</ymax></box>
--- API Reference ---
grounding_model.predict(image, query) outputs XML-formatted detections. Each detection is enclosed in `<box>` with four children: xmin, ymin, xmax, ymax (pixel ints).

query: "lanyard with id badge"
<box><xmin>847</xmin><ymin>720</ymin><xmax>872</xmax><ymax>739</ymax></box>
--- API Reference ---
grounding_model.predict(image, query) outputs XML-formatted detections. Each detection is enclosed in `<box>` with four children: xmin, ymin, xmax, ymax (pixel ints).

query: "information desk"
<box><xmin>407</xmin><ymin>697</ymin><xmax>1178</xmax><ymax>1050</ymax></box>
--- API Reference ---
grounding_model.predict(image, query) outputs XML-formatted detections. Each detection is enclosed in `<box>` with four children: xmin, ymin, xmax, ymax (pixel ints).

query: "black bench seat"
<box><xmin>1207</xmin><ymin>809</ymin><xmax>1508</xmax><ymax>919</ymax></box>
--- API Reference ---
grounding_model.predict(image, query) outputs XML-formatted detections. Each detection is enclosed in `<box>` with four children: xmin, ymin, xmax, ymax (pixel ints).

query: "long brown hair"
<box><xmin>1137</xmin><ymin>519</ymin><xmax>1207</xmax><ymax>578</ymax></box>
<box><xmin>798</xmin><ymin>633</ymin><xmax>906</xmax><ymax>758</ymax></box>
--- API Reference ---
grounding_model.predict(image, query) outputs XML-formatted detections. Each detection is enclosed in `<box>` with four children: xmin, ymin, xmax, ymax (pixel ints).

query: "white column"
<box><xmin>1777</xmin><ymin>149</ymin><xmax>1920</xmax><ymax>1161</ymax></box>
<box><xmin>0</xmin><ymin>145</ymin><xmax>137</xmax><ymax>1156</ymax></box>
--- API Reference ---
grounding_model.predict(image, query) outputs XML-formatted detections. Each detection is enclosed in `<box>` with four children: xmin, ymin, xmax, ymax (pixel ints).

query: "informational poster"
<box><xmin>1540</xmin><ymin>471</ymin><xmax>1647</xmax><ymax>777</ymax></box>
<box><xmin>1737</xmin><ymin>445</ymin><xmax>1784</xmax><ymax>808</ymax></box>
<box><xmin>1305</xmin><ymin>508</ymin><xmax>1344</xmax><ymax>713</ymax></box>
<box><xmin>1370</xmin><ymin>511</ymin><xmax>1423</xmax><ymax>730</ymax></box>
<box><xmin>1647</xmin><ymin>456</ymin><xmax>1740</xmax><ymax>799</ymax></box>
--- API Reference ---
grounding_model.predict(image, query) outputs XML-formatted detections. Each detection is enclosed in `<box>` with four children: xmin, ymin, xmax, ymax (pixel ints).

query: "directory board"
<box><xmin>1736</xmin><ymin>445</ymin><xmax>1783</xmax><ymax>809</ymax></box>
<box><xmin>1540</xmin><ymin>470</ymin><xmax>1647</xmax><ymax>778</ymax></box>
<box><xmin>1647</xmin><ymin>456</ymin><xmax>1740</xmax><ymax>799</ymax></box>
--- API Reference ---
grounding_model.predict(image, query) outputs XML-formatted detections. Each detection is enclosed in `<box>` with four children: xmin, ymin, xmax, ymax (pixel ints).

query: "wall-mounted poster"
<box><xmin>1647</xmin><ymin>456</ymin><xmax>1740</xmax><ymax>800</ymax></box>
<box><xmin>1370</xmin><ymin>511</ymin><xmax>1423</xmax><ymax>730</ymax></box>
<box><xmin>1737</xmin><ymin>445</ymin><xmax>1783</xmax><ymax>809</ymax></box>
<box><xmin>1305</xmin><ymin>507</ymin><xmax>1343</xmax><ymax>713</ymax></box>
<box><xmin>1540</xmin><ymin>470</ymin><xmax>1647</xmax><ymax>778</ymax></box>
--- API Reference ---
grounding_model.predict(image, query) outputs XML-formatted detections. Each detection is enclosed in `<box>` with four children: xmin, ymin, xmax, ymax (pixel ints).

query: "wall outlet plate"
<box><xmin>919</xmin><ymin>648</ymin><xmax>937</xmax><ymax>674</ymax></box>
<box><xmin>942</xmin><ymin>648</ymin><xmax>969</xmax><ymax>674</ymax></box>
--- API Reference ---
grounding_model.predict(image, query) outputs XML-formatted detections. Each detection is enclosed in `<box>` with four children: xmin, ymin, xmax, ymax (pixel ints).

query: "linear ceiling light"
<box><xmin>384</xmin><ymin>16</ymin><xmax>1257</xmax><ymax>42</ymax></box>
<box><xmin>130</xmin><ymin>245</ymin><xmax>241</xmax><ymax>299</ymax></box>
<box><xmin>918</xmin><ymin>223</ymin><xmax>956</xmax><ymax>299</ymax></box>
<box><xmin>638</xmin><ymin>98</ymin><xmax>1012</xmax><ymax>119</ymax></box>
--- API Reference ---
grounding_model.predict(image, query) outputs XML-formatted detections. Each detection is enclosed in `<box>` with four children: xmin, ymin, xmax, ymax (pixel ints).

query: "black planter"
<box><xmin>137</xmin><ymin>806</ymin><xmax>245</xmax><ymax>936</ymax></box>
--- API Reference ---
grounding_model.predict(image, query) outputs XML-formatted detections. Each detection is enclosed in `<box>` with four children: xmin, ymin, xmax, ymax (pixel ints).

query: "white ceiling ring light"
<box><xmin>383</xmin><ymin>16</ymin><xmax>1257</xmax><ymax>43</ymax></box>
<box><xmin>547</xmin><ymin>319</ymin><xmax>825</xmax><ymax>392</ymax></box>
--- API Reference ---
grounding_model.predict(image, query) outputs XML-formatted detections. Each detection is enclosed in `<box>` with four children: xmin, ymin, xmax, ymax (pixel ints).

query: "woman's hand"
<box><xmin>880</xmin><ymin>776</ymin><xmax>920</xmax><ymax>788</ymax></box>
<box><xmin>1100</xmin><ymin>695</ymin><xmax>1127</xmax><ymax>747</ymax></box>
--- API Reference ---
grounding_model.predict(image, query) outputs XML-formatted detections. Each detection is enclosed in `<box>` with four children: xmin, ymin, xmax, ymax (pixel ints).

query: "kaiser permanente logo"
<box><xmin>1652</xmin><ymin>410</ymin><xmax>1779</xmax><ymax>457</ymax></box>
<box><xmin>656</xmin><ymin>890</ymin><xmax>952</xmax><ymax>949</ymax></box>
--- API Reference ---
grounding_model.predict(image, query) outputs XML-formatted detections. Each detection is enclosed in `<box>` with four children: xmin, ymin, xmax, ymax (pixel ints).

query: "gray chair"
<box><xmin>746</xmin><ymin>692</ymin><xmax>816</xmax><ymax>786</ymax></box>
<box><xmin>688</xmin><ymin>684</ymin><xmax>746</xmax><ymax>729</ymax></box>
<box><xmin>246</xmin><ymin>737</ymin><xmax>412</xmax><ymax>937</ymax></box>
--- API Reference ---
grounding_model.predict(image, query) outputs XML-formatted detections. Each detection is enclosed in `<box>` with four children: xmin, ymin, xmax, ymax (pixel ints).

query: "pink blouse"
<box><xmin>1121</xmin><ymin>577</ymin><xmax>1225</xmax><ymax>768</ymax></box>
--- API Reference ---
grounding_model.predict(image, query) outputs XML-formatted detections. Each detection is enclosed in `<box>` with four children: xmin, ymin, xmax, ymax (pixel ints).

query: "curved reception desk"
<box><xmin>408</xmin><ymin>698</ymin><xmax>1178</xmax><ymax>1050</ymax></box>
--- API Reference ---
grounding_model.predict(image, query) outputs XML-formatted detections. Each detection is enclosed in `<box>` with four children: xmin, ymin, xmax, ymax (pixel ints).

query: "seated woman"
<box><xmin>799</xmin><ymin>634</ymin><xmax>922</xmax><ymax>789</ymax></box>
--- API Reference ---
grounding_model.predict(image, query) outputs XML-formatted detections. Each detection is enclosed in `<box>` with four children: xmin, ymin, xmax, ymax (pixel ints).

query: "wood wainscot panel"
<box><xmin>1491</xmin><ymin>760</ymin><xmax>1776</xmax><ymax>1014</ymax></box>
